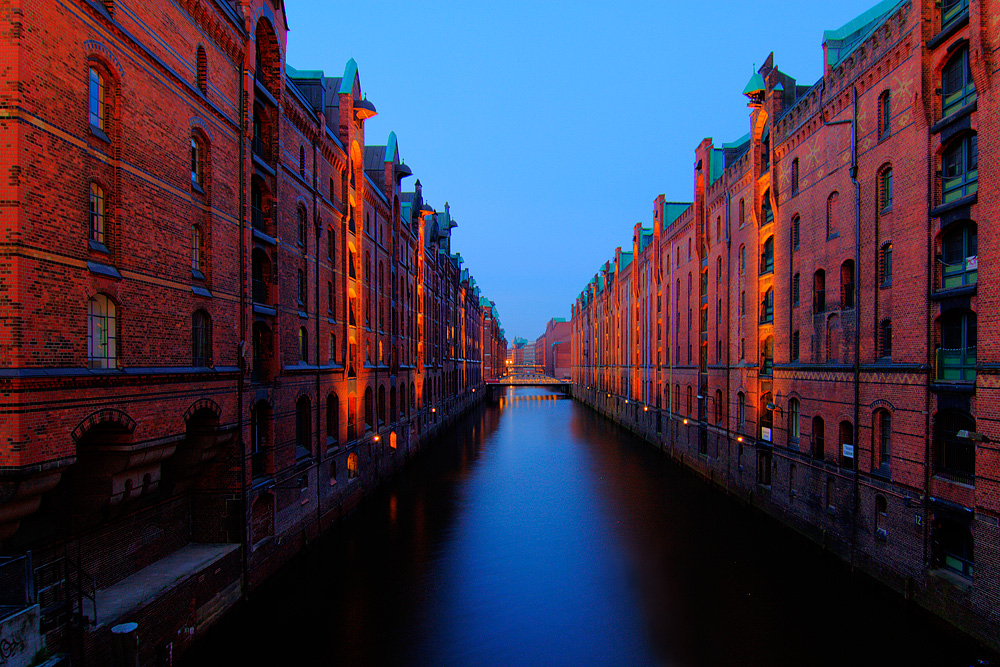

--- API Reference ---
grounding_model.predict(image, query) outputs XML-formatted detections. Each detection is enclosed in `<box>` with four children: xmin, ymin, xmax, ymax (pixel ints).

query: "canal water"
<box><xmin>183</xmin><ymin>387</ymin><xmax>991</xmax><ymax>666</ymax></box>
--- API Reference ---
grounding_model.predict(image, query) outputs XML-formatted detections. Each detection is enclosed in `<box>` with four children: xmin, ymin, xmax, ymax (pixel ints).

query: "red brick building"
<box><xmin>0</xmin><ymin>0</ymin><xmax>504</xmax><ymax>663</ymax></box>
<box><xmin>535</xmin><ymin>318</ymin><xmax>571</xmax><ymax>380</ymax></box>
<box><xmin>573</xmin><ymin>0</ymin><xmax>998</xmax><ymax>650</ymax></box>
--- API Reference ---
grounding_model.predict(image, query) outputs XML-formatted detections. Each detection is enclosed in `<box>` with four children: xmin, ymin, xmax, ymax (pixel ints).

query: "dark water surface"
<box><xmin>183</xmin><ymin>387</ymin><xmax>991</xmax><ymax>666</ymax></box>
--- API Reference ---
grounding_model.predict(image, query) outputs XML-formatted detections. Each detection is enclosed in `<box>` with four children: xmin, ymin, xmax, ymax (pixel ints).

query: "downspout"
<box><xmin>850</xmin><ymin>84</ymin><xmax>862</xmax><ymax>570</ymax></box>
<box><xmin>237</xmin><ymin>35</ymin><xmax>249</xmax><ymax>603</ymax></box>
<box><xmin>313</xmin><ymin>129</ymin><xmax>321</xmax><ymax>536</ymax></box>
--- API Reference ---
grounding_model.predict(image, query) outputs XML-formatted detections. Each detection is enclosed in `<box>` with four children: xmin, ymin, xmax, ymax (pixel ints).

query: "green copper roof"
<box><xmin>386</xmin><ymin>131</ymin><xmax>398</xmax><ymax>163</ymax></box>
<box><xmin>743</xmin><ymin>71</ymin><xmax>765</xmax><ymax>95</ymax></box>
<box><xmin>710</xmin><ymin>148</ymin><xmax>725</xmax><ymax>185</ymax></box>
<box><xmin>338</xmin><ymin>58</ymin><xmax>358</xmax><ymax>94</ymax></box>
<box><xmin>662</xmin><ymin>202</ymin><xmax>689</xmax><ymax>231</ymax></box>
<box><xmin>824</xmin><ymin>0</ymin><xmax>901</xmax><ymax>67</ymax></box>
<box><xmin>621</xmin><ymin>252</ymin><xmax>634</xmax><ymax>270</ymax></box>
<box><xmin>722</xmin><ymin>132</ymin><xmax>751</xmax><ymax>149</ymax></box>
<box><xmin>286</xmin><ymin>64</ymin><xmax>324</xmax><ymax>79</ymax></box>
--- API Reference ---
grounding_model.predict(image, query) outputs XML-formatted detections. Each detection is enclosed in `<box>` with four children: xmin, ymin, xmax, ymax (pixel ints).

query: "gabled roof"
<box><xmin>338</xmin><ymin>58</ymin><xmax>359</xmax><ymax>95</ymax></box>
<box><xmin>824</xmin><ymin>0</ymin><xmax>902</xmax><ymax>67</ymax></box>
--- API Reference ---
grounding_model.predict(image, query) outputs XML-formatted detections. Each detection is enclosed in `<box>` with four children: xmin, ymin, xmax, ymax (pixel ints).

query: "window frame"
<box><xmin>87</xmin><ymin>294</ymin><xmax>118</xmax><ymax>369</ymax></box>
<box><xmin>942</xmin><ymin>134</ymin><xmax>977</xmax><ymax>204</ymax></box>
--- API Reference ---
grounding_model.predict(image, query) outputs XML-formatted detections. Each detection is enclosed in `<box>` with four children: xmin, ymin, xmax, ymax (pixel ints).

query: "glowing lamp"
<box><xmin>373</xmin><ymin>435</ymin><xmax>380</xmax><ymax>442</ymax></box>
<box><xmin>683</xmin><ymin>418</ymin><xmax>689</xmax><ymax>425</ymax></box>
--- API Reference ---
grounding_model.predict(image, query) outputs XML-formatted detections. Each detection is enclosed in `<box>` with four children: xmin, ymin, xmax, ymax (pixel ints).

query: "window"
<box><xmin>716</xmin><ymin>256</ymin><xmax>722</xmax><ymax>282</ymax></box>
<box><xmin>739</xmin><ymin>199</ymin><xmax>745</xmax><ymax>228</ymax></box>
<box><xmin>298</xmin><ymin>207</ymin><xmax>307</xmax><ymax>246</ymax></box>
<box><xmin>813</xmin><ymin>416</ymin><xmax>825</xmax><ymax>460</ymax></box>
<box><xmin>938</xmin><ymin>309</ymin><xmax>976</xmax><ymax>383</ymax></box>
<box><xmin>87</xmin><ymin>294</ymin><xmax>117</xmax><ymax>369</ymax></box>
<box><xmin>378</xmin><ymin>385</ymin><xmax>386</xmax><ymax>426</ymax></box>
<box><xmin>879</xmin><ymin>166</ymin><xmax>893</xmax><ymax>212</ymax></box>
<box><xmin>89</xmin><ymin>182</ymin><xmax>105</xmax><ymax>244</ymax></box>
<box><xmin>328</xmin><ymin>227</ymin><xmax>335</xmax><ymax>260</ymax></box>
<box><xmin>874</xmin><ymin>410</ymin><xmax>891</xmax><ymax>472</ymax></box>
<box><xmin>686</xmin><ymin>385</ymin><xmax>692</xmax><ymax>415</ymax></box>
<box><xmin>250</xmin><ymin>401</ymin><xmax>270</xmax><ymax>478</ymax></box>
<box><xmin>791</xmin><ymin>216</ymin><xmax>800</xmax><ymax>250</ymax></box>
<box><xmin>196</xmin><ymin>45</ymin><xmax>207</xmax><ymax>94</ymax></box>
<box><xmin>792</xmin><ymin>273</ymin><xmax>800</xmax><ymax>307</ymax></box>
<box><xmin>715</xmin><ymin>389</ymin><xmax>723</xmax><ymax>424</ymax></box>
<box><xmin>296</xmin><ymin>396</ymin><xmax>311</xmax><ymax>460</ymax></box>
<box><xmin>760</xmin><ymin>125</ymin><xmax>770</xmax><ymax>172</ymax></box>
<box><xmin>251</xmin><ymin>179</ymin><xmax>267</xmax><ymax>233</ymax></box>
<box><xmin>760</xmin><ymin>236</ymin><xmax>774</xmax><ymax>274</ymax></box>
<box><xmin>347</xmin><ymin>452</ymin><xmax>358</xmax><ymax>479</ymax></box>
<box><xmin>827</xmin><ymin>315</ymin><xmax>841</xmax><ymax>363</ymax></box>
<box><xmin>192</xmin><ymin>310</ymin><xmax>211</xmax><ymax>366</ymax></box>
<box><xmin>942</xmin><ymin>134</ymin><xmax>977</xmax><ymax>204</ymax></box>
<box><xmin>934</xmin><ymin>517</ymin><xmax>973</xmax><ymax>578</ymax></box>
<box><xmin>191</xmin><ymin>225</ymin><xmax>203</xmax><ymax>274</ymax></box>
<box><xmin>878</xmin><ymin>91</ymin><xmax>890</xmax><ymax>140</ymax></box>
<box><xmin>736</xmin><ymin>391</ymin><xmax>747</xmax><ymax>433</ymax></box>
<box><xmin>791</xmin><ymin>330</ymin><xmax>800</xmax><ymax>361</ymax></box>
<box><xmin>760</xmin><ymin>289</ymin><xmax>774</xmax><ymax>324</ymax></box>
<box><xmin>940</xmin><ymin>221</ymin><xmax>977</xmax><ymax>289</ymax></box>
<box><xmin>941</xmin><ymin>48</ymin><xmax>975</xmax><ymax>118</ymax></box>
<box><xmin>761</xmin><ymin>190</ymin><xmax>773</xmax><ymax>226</ymax></box>
<box><xmin>190</xmin><ymin>137</ymin><xmax>203</xmax><ymax>187</ymax></box>
<box><xmin>791</xmin><ymin>158</ymin><xmax>799</xmax><ymax>196</ymax></box>
<box><xmin>297</xmin><ymin>269</ymin><xmax>306</xmax><ymax>309</ymax></box>
<box><xmin>299</xmin><ymin>326</ymin><xmax>308</xmax><ymax>363</ymax></box>
<box><xmin>841</xmin><ymin>260</ymin><xmax>855</xmax><ymax>309</ymax></box>
<box><xmin>299</xmin><ymin>145</ymin><xmax>306</xmax><ymax>177</ymax></box>
<box><xmin>875</xmin><ymin>495</ymin><xmax>888</xmax><ymax>535</ymax></box>
<box><xmin>839</xmin><ymin>420</ymin><xmax>855</xmax><ymax>468</ymax></box>
<box><xmin>761</xmin><ymin>335</ymin><xmax>774</xmax><ymax>375</ymax></box>
<box><xmin>759</xmin><ymin>392</ymin><xmax>774</xmax><ymax>442</ymax></box>
<box><xmin>757</xmin><ymin>449</ymin><xmax>772</xmax><ymax>486</ymax></box>
<box><xmin>738</xmin><ymin>245</ymin><xmax>745</xmax><ymax>276</ymax></box>
<box><xmin>88</xmin><ymin>67</ymin><xmax>105</xmax><ymax>131</ymax></box>
<box><xmin>814</xmin><ymin>270</ymin><xmax>826</xmax><ymax>313</ymax></box>
<box><xmin>251</xmin><ymin>322</ymin><xmax>272</xmax><ymax>382</ymax></box>
<box><xmin>364</xmin><ymin>386</ymin><xmax>374</xmax><ymax>432</ymax></box>
<box><xmin>826</xmin><ymin>192</ymin><xmax>839</xmax><ymax>238</ymax></box>
<box><xmin>880</xmin><ymin>243</ymin><xmax>893</xmax><ymax>286</ymax></box>
<box><xmin>788</xmin><ymin>398</ymin><xmax>800</xmax><ymax>441</ymax></box>
<box><xmin>880</xmin><ymin>319</ymin><xmax>893</xmax><ymax>359</ymax></box>
<box><xmin>329</xmin><ymin>333</ymin><xmax>336</xmax><ymax>364</ymax></box>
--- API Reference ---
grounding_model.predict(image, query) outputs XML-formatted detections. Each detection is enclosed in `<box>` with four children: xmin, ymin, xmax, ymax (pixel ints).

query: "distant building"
<box><xmin>535</xmin><ymin>318</ymin><xmax>572</xmax><ymax>379</ymax></box>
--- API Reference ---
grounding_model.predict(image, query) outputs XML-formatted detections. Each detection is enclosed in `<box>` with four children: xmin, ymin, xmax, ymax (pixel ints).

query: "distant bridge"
<box><xmin>489</xmin><ymin>373</ymin><xmax>571</xmax><ymax>387</ymax></box>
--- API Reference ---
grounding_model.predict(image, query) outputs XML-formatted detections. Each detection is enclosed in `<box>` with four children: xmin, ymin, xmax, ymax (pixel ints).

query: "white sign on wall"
<box><xmin>761</xmin><ymin>427</ymin><xmax>772</xmax><ymax>442</ymax></box>
<box><xmin>842</xmin><ymin>444</ymin><xmax>855</xmax><ymax>459</ymax></box>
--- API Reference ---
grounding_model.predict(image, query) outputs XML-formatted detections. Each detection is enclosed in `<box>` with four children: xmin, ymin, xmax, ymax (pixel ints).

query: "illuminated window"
<box><xmin>347</xmin><ymin>452</ymin><xmax>358</xmax><ymax>479</ymax></box>
<box><xmin>87</xmin><ymin>294</ymin><xmax>117</xmax><ymax>369</ymax></box>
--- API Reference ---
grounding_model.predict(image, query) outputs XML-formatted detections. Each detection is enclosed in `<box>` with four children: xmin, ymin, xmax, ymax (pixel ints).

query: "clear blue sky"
<box><xmin>285</xmin><ymin>0</ymin><xmax>884</xmax><ymax>341</ymax></box>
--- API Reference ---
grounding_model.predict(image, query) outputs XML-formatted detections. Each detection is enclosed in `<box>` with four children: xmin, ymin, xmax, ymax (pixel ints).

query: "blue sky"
<box><xmin>285</xmin><ymin>0</ymin><xmax>886</xmax><ymax>341</ymax></box>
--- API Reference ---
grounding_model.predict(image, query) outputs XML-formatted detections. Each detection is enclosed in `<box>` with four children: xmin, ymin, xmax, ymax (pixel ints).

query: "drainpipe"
<box><xmin>313</xmin><ymin>130</ymin><xmax>322</xmax><ymax>537</ymax></box>
<box><xmin>850</xmin><ymin>84</ymin><xmax>862</xmax><ymax>570</ymax></box>
<box><xmin>237</xmin><ymin>34</ymin><xmax>249</xmax><ymax>603</ymax></box>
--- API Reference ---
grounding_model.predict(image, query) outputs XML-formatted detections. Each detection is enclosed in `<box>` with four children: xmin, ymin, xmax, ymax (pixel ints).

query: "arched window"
<box><xmin>87</xmin><ymin>294</ymin><xmax>117</xmax><ymax>369</ymax></box>
<box><xmin>791</xmin><ymin>158</ymin><xmax>799</xmax><ymax>196</ymax></box>
<box><xmin>760</xmin><ymin>335</ymin><xmax>774</xmax><ymax>375</ymax></box>
<box><xmin>874</xmin><ymin>409</ymin><xmax>891</xmax><ymax>472</ymax></box>
<box><xmin>942</xmin><ymin>134</ymin><xmax>977</xmax><ymax>204</ymax></box>
<box><xmin>878</xmin><ymin>90</ymin><xmax>890</xmax><ymax>139</ymax></box>
<box><xmin>296</xmin><ymin>396</ymin><xmax>312</xmax><ymax>460</ymax></box>
<box><xmin>839</xmin><ymin>420</ymin><xmax>855</xmax><ymax>468</ymax></box>
<box><xmin>319</xmin><ymin>394</ymin><xmax>336</xmax><ymax>451</ymax></box>
<box><xmin>738</xmin><ymin>199</ymin><xmax>745</xmax><ymax>228</ymax></box>
<box><xmin>760</xmin><ymin>236</ymin><xmax>774</xmax><ymax>274</ymax></box>
<box><xmin>251</xmin><ymin>322</ymin><xmax>272</xmax><ymax>382</ymax></box>
<box><xmin>812</xmin><ymin>416</ymin><xmax>825</xmax><ymax>460</ymax></box>
<box><xmin>788</xmin><ymin>398</ymin><xmax>800</xmax><ymax>442</ymax></box>
<box><xmin>759</xmin><ymin>391</ymin><xmax>774</xmax><ymax>442</ymax></box>
<box><xmin>88</xmin><ymin>66</ymin><xmax>105</xmax><ymax>131</ymax></box>
<box><xmin>378</xmin><ymin>385</ymin><xmax>386</xmax><ymax>426</ymax></box>
<box><xmin>760</xmin><ymin>289</ymin><xmax>774</xmax><ymax>324</ymax></box>
<box><xmin>298</xmin><ymin>326</ymin><xmax>308</xmax><ymax>363</ymax></box>
<box><xmin>737</xmin><ymin>392</ymin><xmax>746</xmax><ymax>433</ymax></box>
<box><xmin>791</xmin><ymin>215</ymin><xmax>800</xmax><ymax>251</ymax></box>
<box><xmin>814</xmin><ymin>270</ymin><xmax>826</xmax><ymax>313</ymax></box>
<box><xmin>940</xmin><ymin>221</ymin><xmax>977</xmax><ymax>289</ymax></box>
<box><xmin>942</xmin><ymin>47</ymin><xmax>975</xmax><ymax>118</ymax></box>
<box><xmin>880</xmin><ymin>243</ymin><xmax>893</xmax><ymax>286</ymax></box>
<box><xmin>826</xmin><ymin>192</ymin><xmax>839</xmax><ymax>239</ymax></box>
<box><xmin>879</xmin><ymin>319</ymin><xmax>893</xmax><ymax>359</ymax></box>
<box><xmin>840</xmin><ymin>260</ymin><xmax>855</xmax><ymax>309</ymax></box>
<box><xmin>192</xmin><ymin>310</ymin><xmax>211</xmax><ymax>367</ymax></box>
<box><xmin>196</xmin><ymin>45</ymin><xmax>208</xmax><ymax>94</ymax></box>
<box><xmin>364</xmin><ymin>386</ymin><xmax>374</xmax><ymax>432</ymax></box>
<box><xmin>250</xmin><ymin>400</ymin><xmax>271</xmax><ymax>478</ymax></box>
<box><xmin>191</xmin><ymin>224</ymin><xmax>203</xmax><ymax>274</ymax></box>
<box><xmin>738</xmin><ymin>245</ymin><xmax>746</xmax><ymax>276</ymax></box>
<box><xmin>347</xmin><ymin>452</ymin><xmax>358</xmax><ymax>479</ymax></box>
<box><xmin>190</xmin><ymin>136</ymin><xmax>204</xmax><ymax>188</ymax></box>
<box><xmin>89</xmin><ymin>182</ymin><xmax>105</xmax><ymax>245</ymax></box>
<box><xmin>760</xmin><ymin>189</ymin><xmax>773</xmax><ymax>226</ymax></box>
<box><xmin>879</xmin><ymin>166</ymin><xmax>893</xmax><ymax>212</ymax></box>
<box><xmin>938</xmin><ymin>309</ymin><xmax>976</xmax><ymax>383</ymax></box>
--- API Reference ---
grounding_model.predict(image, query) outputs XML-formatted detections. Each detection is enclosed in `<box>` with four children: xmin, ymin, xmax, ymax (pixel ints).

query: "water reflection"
<box><xmin>183</xmin><ymin>387</ymin><xmax>990</xmax><ymax>667</ymax></box>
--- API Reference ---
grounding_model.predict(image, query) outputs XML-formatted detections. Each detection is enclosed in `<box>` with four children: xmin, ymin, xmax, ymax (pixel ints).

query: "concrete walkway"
<box><xmin>94</xmin><ymin>543</ymin><xmax>239</xmax><ymax>627</ymax></box>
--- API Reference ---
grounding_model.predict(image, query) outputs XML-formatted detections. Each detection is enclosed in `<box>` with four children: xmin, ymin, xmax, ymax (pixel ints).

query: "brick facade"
<box><xmin>0</xmin><ymin>0</ymin><xmax>505</xmax><ymax>664</ymax></box>
<box><xmin>572</xmin><ymin>0</ymin><xmax>1000</xmax><ymax>651</ymax></box>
